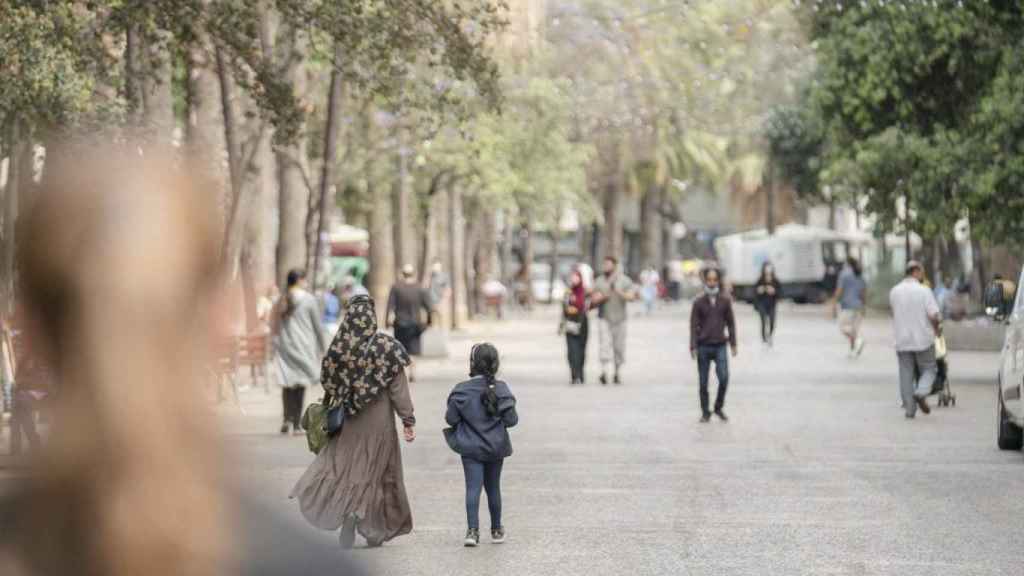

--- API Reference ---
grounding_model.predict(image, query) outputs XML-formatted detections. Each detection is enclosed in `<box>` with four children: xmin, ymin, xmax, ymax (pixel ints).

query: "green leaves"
<box><xmin>0</xmin><ymin>3</ymin><xmax>104</xmax><ymax>126</ymax></box>
<box><xmin>800</xmin><ymin>0</ymin><xmax>1024</xmax><ymax>244</ymax></box>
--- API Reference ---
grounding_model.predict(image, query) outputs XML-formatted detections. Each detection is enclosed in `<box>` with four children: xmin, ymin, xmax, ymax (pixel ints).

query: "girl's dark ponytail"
<box><xmin>282</xmin><ymin>269</ymin><xmax>306</xmax><ymax>320</ymax></box>
<box><xmin>470</xmin><ymin>343</ymin><xmax>501</xmax><ymax>417</ymax></box>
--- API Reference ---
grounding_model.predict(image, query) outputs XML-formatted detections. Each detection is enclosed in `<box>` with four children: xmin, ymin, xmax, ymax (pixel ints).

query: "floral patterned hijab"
<box><xmin>321</xmin><ymin>295</ymin><xmax>411</xmax><ymax>416</ymax></box>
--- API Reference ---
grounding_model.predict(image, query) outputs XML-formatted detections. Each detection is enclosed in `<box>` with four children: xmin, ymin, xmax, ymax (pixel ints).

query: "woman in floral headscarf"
<box><xmin>291</xmin><ymin>295</ymin><xmax>417</xmax><ymax>549</ymax></box>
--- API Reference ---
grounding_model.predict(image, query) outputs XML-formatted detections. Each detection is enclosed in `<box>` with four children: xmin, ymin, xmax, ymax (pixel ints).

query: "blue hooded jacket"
<box><xmin>444</xmin><ymin>376</ymin><xmax>518</xmax><ymax>461</ymax></box>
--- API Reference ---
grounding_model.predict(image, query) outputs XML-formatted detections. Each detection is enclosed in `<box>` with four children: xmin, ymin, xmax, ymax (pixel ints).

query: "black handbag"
<box><xmin>326</xmin><ymin>402</ymin><xmax>346</xmax><ymax>436</ymax></box>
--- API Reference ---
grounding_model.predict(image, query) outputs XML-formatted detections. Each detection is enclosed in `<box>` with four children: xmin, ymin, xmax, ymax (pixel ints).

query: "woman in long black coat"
<box><xmin>755</xmin><ymin>262</ymin><xmax>782</xmax><ymax>347</ymax></box>
<box><xmin>561</xmin><ymin>270</ymin><xmax>590</xmax><ymax>385</ymax></box>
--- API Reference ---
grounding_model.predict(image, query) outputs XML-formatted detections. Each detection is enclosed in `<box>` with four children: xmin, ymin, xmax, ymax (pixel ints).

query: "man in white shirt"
<box><xmin>889</xmin><ymin>261</ymin><xmax>942</xmax><ymax>418</ymax></box>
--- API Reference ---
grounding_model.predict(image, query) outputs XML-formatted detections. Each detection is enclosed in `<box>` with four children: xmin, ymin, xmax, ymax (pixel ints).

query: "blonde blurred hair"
<box><xmin>2</xmin><ymin>144</ymin><xmax>234</xmax><ymax>576</ymax></box>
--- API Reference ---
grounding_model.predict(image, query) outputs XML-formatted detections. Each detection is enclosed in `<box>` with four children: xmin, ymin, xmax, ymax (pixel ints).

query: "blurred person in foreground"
<box><xmin>690</xmin><ymin>267</ymin><xmax>737</xmax><ymax>423</ymax></box>
<box><xmin>291</xmin><ymin>295</ymin><xmax>416</xmax><ymax>549</ymax></box>
<box><xmin>889</xmin><ymin>260</ymin><xmax>943</xmax><ymax>419</ymax></box>
<box><xmin>272</xmin><ymin>269</ymin><xmax>328</xmax><ymax>435</ymax></box>
<box><xmin>0</xmin><ymin>146</ymin><xmax>363</xmax><ymax>576</ymax></box>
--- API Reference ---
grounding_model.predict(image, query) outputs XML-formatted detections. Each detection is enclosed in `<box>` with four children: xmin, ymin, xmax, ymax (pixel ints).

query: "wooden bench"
<box><xmin>238</xmin><ymin>332</ymin><xmax>272</xmax><ymax>393</ymax></box>
<box><xmin>210</xmin><ymin>336</ymin><xmax>243</xmax><ymax>412</ymax></box>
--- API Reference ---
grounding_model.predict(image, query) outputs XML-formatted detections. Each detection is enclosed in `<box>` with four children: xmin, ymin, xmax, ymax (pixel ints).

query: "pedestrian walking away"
<box><xmin>889</xmin><ymin>261</ymin><xmax>943</xmax><ymax>419</ymax></box>
<box><xmin>592</xmin><ymin>257</ymin><xmax>636</xmax><ymax>385</ymax></box>
<box><xmin>291</xmin><ymin>295</ymin><xmax>416</xmax><ymax>549</ymax></box>
<box><xmin>272</xmin><ymin>269</ymin><xmax>329</xmax><ymax>435</ymax></box>
<box><xmin>561</xmin><ymin>269</ymin><xmax>591</xmax><ymax>385</ymax></box>
<box><xmin>444</xmin><ymin>343</ymin><xmax>518</xmax><ymax>547</ymax></box>
<box><xmin>690</xmin><ymin>268</ymin><xmax>738</xmax><ymax>423</ymax></box>
<box><xmin>834</xmin><ymin>257</ymin><xmax>868</xmax><ymax>358</ymax></box>
<box><xmin>640</xmin><ymin>265</ymin><xmax>661</xmax><ymax>315</ymax></box>
<box><xmin>754</xmin><ymin>262</ymin><xmax>781</xmax><ymax>348</ymax></box>
<box><xmin>387</xmin><ymin>264</ymin><xmax>433</xmax><ymax>379</ymax></box>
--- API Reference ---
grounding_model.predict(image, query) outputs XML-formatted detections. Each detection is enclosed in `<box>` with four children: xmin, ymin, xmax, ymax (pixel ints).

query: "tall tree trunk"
<box><xmin>521</xmin><ymin>210</ymin><xmax>535</xmax><ymax>309</ymax></box>
<box><xmin>765</xmin><ymin>162</ymin><xmax>776</xmax><ymax>235</ymax></box>
<box><xmin>639</xmin><ymin>185</ymin><xmax>661</xmax><ymax>269</ymax></box>
<box><xmin>1</xmin><ymin>121</ymin><xmax>24</xmax><ymax>318</ymax></box>
<box><xmin>392</xmin><ymin>122</ymin><xmax>414</xmax><ymax>272</ymax></box>
<box><xmin>903</xmin><ymin>191</ymin><xmax>912</xmax><ymax>264</ymax></box>
<box><xmin>311</xmin><ymin>44</ymin><xmax>344</xmax><ymax>292</ymax></box>
<box><xmin>659</xmin><ymin>185</ymin><xmax>673</xmax><ymax>268</ymax></box>
<box><xmin>499</xmin><ymin>209</ymin><xmax>515</xmax><ymax>286</ymax></box>
<box><xmin>186</xmin><ymin>38</ymin><xmax>227</xmax><ymax>219</ymax></box>
<box><xmin>941</xmin><ymin>234</ymin><xmax>963</xmax><ymax>282</ymax></box>
<box><xmin>142</xmin><ymin>30</ymin><xmax>176</xmax><ymax>143</ymax></box>
<box><xmin>365</xmin><ymin>111</ymin><xmax>394</xmax><ymax>323</ymax></box>
<box><xmin>548</xmin><ymin>214</ymin><xmax>561</xmax><ymax>303</ymax></box>
<box><xmin>240</xmin><ymin>248</ymin><xmax>259</xmax><ymax>332</ymax></box>
<box><xmin>125</xmin><ymin>25</ymin><xmax>144</xmax><ymax>126</ymax></box>
<box><xmin>473</xmin><ymin>209</ymin><xmax>497</xmax><ymax>317</ymax></box>
<box><xmin>216</xmin><ymin>48</ymin><xmax>267</xmax><ymax>280</ymax></box>
<box><xmin>274</xmin><ymin>31</ymin><xmax>309</xmax><ymax>287</ymax></box>
<box><xmin>417</xmin><ymin>171</ymin><xmax>449</xmax><ymax>285</ymax></box>
<box><xmin>603</xmin><ymin>178</ymin><xmax>623</xmax><ymax>261</ymax></box>
<box><xmin>971</xmin><ymin>236</ymin><xmax>987</xmax><ymax>302</ymax></box>
<box><xmin>464</xmin><ymin>209</ymin><xmax>480</xmax><ymax>321</ymax></box>
<box><xmin>449</xmin><ymin>182</ymin><xmax>467</xmax><ymax>328</ymax></box>
<box><xmin>368</xmin><ymin>176</ymin><xmax>395</xmax><ymax>324</ymax></box>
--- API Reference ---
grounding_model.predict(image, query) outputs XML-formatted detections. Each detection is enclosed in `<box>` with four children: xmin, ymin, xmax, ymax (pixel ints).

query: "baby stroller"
<box><xmin>931</xmin><ymin>336</ymin><xmax>956</xmax><ymax>407</ymax></box>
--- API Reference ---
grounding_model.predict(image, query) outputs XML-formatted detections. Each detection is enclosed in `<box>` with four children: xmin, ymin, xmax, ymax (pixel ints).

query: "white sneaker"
<box><xmin>854</xmin><ymin>338</ymin><xmax>865</xmax><ymax>357</ymax></box>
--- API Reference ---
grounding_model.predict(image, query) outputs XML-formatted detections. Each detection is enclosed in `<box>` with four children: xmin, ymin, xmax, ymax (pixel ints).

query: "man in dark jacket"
<box><xmin>690</xmin><ymin>268</ymin><xmax>738</xmax><ymax>423</ymax></box>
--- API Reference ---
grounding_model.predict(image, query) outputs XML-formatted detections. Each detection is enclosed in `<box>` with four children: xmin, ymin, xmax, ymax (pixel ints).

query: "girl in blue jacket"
<box><xmin>445</xmin><ymin>343</ymin><xmax>518</xmax><ymax>547</ymax></box>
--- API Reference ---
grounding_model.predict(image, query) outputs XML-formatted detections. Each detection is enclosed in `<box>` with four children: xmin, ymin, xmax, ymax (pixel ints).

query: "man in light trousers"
<box><xmin>889</xmin><ymin>260</ymin><xmax>942</xmax><ymax>419</ymax></box>
<box><xmin>592</xmin><ymin>257</ymin><xmax>636</xmax><ymax>385</ymax></box>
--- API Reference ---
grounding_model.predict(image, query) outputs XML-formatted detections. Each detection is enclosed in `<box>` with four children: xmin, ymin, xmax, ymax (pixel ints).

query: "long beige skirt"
<box><xmin>290</xmin><ymin>392</ymin><xmax>412</xmax><ymax>543</ymax></box>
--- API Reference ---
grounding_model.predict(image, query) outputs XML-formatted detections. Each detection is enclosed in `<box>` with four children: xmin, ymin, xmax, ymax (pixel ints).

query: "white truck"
<box><xmin>714</xmin><ymin>224</ymin><xmax>870</xmax><ymax>304</ymax></box>
<box><xmin>991</xmin><ymin>268</ymin><xmax>1024</xmax><ymax>451</ymax></box>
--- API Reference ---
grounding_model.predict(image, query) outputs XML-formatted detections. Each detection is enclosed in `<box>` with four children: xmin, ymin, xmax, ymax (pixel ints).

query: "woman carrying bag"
<box><xmin>291</xmin><ymin>295</ymin><xmax>416</xmax><ymax>549</ymax></box>
<box><xmin>561</xmin><ymin>269</ymin><xmax>590</xmax><ymax>385</ymax></box>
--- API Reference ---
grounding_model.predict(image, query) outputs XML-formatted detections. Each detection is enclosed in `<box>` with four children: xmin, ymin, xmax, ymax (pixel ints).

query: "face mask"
<box><xmin>705</xmin><ymin>285</ymin><xmax>720</xmax><ymax>296</ymax></box>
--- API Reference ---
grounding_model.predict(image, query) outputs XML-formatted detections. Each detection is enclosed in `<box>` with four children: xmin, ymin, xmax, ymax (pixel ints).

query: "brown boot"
<box><xmin>915</xmin><ymin>396</ymin><xmax>931</xmax><ymax>415</ymax></box>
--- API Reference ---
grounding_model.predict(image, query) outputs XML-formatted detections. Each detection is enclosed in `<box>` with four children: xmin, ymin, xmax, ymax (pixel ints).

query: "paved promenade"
<box><xmin>225</xmin><ymin>302</ymin><xmax>1024</xmax><ymax>576</ymax></box>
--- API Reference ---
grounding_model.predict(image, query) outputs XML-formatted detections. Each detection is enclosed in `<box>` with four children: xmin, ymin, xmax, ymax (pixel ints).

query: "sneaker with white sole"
<box><xmin>491</xmin><ymin>527</ymin><xmax>506</xmax><ymax>544</ymax></box>
<box><xmin>464</xmin><ymin>528</ymin><xmax>480</xmax><ymax>547</ymax></box>
<box><xmin>854</xmin><ymin>337</ymin><xmax>865</xmax><ymax>357</ymax></box>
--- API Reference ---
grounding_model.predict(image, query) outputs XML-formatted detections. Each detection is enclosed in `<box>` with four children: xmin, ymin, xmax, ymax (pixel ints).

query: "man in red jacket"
<box><xmin>690</xmin><ymin>267</ymin><xmax>738</xmax><ymax>423</ymax></box>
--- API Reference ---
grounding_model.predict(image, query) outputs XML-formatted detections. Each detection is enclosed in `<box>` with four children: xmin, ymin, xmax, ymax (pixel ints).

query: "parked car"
<box><xmin>988</xmin><ymin>269</ymin><xmax>1024</xmax><ymax>452</ymax></box>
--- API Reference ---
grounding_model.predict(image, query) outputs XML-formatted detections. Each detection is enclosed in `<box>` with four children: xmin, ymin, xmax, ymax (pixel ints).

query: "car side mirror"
<box><xmin>984</xmin><ymin>281</ymin><xmax>1015</xmax><ymax>321</ymax></box>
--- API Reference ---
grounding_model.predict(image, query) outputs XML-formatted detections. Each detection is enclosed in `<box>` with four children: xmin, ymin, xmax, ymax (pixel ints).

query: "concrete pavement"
<box><xmin>224</xmin><ymin>302</ymin><xmax>1024</xmax><ymax>576</ymax></box>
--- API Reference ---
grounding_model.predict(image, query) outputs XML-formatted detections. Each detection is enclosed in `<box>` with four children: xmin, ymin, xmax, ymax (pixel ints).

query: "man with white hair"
<box><xmin>889</xmin><ymin>260</ymin><xmax>943</xmax><ymax>419</ymax></box>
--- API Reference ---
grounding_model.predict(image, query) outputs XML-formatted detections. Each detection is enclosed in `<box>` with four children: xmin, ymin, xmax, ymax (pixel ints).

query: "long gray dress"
<box><xmin>274</xmin><ymin>289</ymin><xmax>327</xmax><ymax>387</ymax></box>
<box><xmin>290</xmin><ymin>371</ymin><xmax>416</xmax><ymax>543</ymax></box>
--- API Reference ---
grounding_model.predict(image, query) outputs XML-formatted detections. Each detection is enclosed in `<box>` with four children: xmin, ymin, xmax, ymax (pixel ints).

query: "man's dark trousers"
<box><xmin>697</xmin><ymin>344</ymin><xmax>729</xmax><ymax>417</ymax></box>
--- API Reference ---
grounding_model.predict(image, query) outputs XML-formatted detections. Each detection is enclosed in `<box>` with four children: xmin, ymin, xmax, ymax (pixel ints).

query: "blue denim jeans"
<box><xmin>462</xmin><ymin>456</ymin><xmax>504</xmax><ymax>531</ymax></box>
<box><xmin>697</xmin><ymin>344</ymin><xmax>730</xmax><ymax>416</ymax></box>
